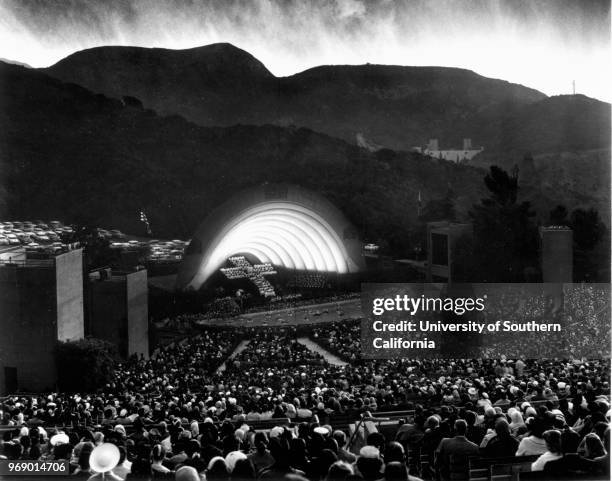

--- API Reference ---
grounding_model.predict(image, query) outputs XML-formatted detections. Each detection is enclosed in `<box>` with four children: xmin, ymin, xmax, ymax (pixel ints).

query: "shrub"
<box><xmin>55</xmin><ymin>338</ymin><xmax>117</xmax><ymax>393</ymax></box>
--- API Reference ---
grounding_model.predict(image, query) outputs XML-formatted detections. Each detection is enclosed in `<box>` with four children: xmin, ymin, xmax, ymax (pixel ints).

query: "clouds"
<box><xmin>0</xmin><ymin>0</ymin><xmax>610</xmax><ymax>101</ymax></box>
<box><xmin>335</xmin><ymin>0</ymin><xmax>367</xmax><ymax>19</ymax></box>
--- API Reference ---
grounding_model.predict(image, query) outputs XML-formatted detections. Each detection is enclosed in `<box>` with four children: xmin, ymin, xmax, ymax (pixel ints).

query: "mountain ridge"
<box><xmin>0</xmin><ymin>62</ymin><xmax>488</xmax><ymax>251</ymax></box>
<box><xmin>2</xmin><ymin>61</ymin><xmax>609</xmax><ymax>249</ymax></box>
<box><xmin>43</xmin><ymin>43</ymin><xmax>595</xmax><ymax>154</ymax></box>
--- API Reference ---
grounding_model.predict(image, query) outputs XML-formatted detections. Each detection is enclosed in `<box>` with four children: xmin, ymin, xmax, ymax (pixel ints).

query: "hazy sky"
<box><xmin>1</xmin><ymin>0</ymin><xmax>610</xmax><ymax>101</ymax></box>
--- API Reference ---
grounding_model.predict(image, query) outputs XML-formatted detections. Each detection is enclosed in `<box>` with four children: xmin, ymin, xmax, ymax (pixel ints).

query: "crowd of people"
<box><xmin>477</xmin><ymin>284</ymin><xmax>610</xmax><ymax>359</ymax></box>
<box><xmin>311</xmin><ymin>321</ymin><xmax>361</xmax><ymax>362</ymax></box>
<box><xmin>1</xmin><ymin>290</ymin><xmax>610</xmax><ymax>480</ymax></box>
<box><xmin>1</xmin><ymin>368</ymin><xmax>609</xmax><ymax>480</ymax></box>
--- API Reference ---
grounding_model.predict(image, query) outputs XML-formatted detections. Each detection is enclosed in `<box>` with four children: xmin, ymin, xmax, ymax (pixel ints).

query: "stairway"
<box><xmin>296</xmin><ymin>337</ymin><xmax>347</xmax><ymax>366</ymax></box>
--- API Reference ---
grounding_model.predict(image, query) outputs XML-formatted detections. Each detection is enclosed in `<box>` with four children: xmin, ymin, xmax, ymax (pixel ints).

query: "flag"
<box><xmin>139</xmin><ymin>210</ymin><xmax>152</xmax><ymax>235</ymax></box>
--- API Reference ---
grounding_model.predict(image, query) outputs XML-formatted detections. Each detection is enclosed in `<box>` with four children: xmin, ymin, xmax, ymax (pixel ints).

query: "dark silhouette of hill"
<box><xmin>0</xmin><ymin>57</ymin><xmax>32</xmax><ymax>68</ymax></box>
<box><xmin>1</xmin><ymin>61</ymin><xmax>495</xmax><ymax>254</ymax></box>
<box><xmin>3</xmin><ymin>61</ymin><xmax>609</xmax><ymax>251</ymax></box>
<box><xmin>472</xmin><ymin>94</ymin><xmax>611</xmax><ymax>162</ymax></box>
<box><xmin>39</xmin><ymin>44</ymin><xmax>612</xmax><ymax>224</ymax></box>
<box><xmin>43</xmin><ymin>43</ymin><xmax>570</xmax><ymax>153</ymax></box>
<box><xmin>45</xmin><ymin>43</ymin><xmax>276</xmax><ymax>127</ymax></box>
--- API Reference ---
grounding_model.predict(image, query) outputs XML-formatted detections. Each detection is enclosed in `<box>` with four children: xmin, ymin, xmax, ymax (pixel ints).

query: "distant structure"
<box><xmin>540</xmin><ymin>226</ymin><xmax>573</xmax><ymax>282</ymax></box>
<box><xmin>86</xmin><ymin>267</ymin><xmax>149</xmax><ymax>360</ymax></box>
<box><xmin>0</xmin><ymin>248</ymin><xmax>84</xmax><ymax>394</ymax></box>
<box><xmin>426</xmin><ymin>221</ymin><xmax>473</xmax><ymax>283</ymax></box>
<box><xmin>413</xmin><ymin>138</ymin><xmax>483</xmax><ymax>163</ymax></box>
<box><xmin>177</xmin><ymin>184</ymin><xmax>364</xmax><ymax>291</ymax></box>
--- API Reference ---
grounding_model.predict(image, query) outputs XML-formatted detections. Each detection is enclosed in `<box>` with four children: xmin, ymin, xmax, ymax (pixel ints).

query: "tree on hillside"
<box><xmin>420</xmin><ymin>187</ymin><xmax>457</xmax><ymax>223</ymax></box>
<box><xmin>56</xmin><ymin>338</ymin><xmax>117</xmax><ymax>393</ymax></box>
<box><xmin>570</xmin><ymin>208</ymin><xmax>605</xmax><ymax>252</ymax></box>
<box><xmin>570</xmin><ymin>208</ymin><xmax>607</xmax><ymax>281</ymax></box>
<box><xmin>67</xmin><ymin>225</ymin><xmax>115</xmax><ymax>270</ymax></box>
<box><xmin>549</xmin><ymin>205</ymin><xmax>569</xmax><ymax>226</ymax></box>
<box><xmin>546</xmin><ymin>205</ymin><xmax>607</xmax><ymax>281</ymax></box>
<box><xmin>469</xmin><ymin>166</ymin><xmax>538</xmax><ymax>282</ymax></box>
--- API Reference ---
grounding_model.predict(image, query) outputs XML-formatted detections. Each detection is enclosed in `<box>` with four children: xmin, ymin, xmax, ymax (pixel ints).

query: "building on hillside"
<box><xmin>413</xmin><ymin>138</ymin><xmax>484</xmax><ymax>163</ymax></box>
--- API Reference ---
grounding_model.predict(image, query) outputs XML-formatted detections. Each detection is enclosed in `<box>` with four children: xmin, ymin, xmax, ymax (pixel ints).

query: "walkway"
<box><xmin>297</xmin><ymin>337</ymin><xmax>347</xmax><ymax>366</ymax></box>
<box><xmin>216</xmin><ymin>340</ymin><xmax>250</xmax><ymax>373</ymax></box>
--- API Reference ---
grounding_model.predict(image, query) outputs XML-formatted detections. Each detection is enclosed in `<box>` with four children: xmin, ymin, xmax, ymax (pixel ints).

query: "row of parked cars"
<box><xmin>109</xmin><ymin>237</ymin><xmax>189</xmax><ymax>261</ymax></box>
<box><xmin>1</xmin><ymin>220</ymin><xmax>190</xmax><ymax>262</ymax></box>
<box><xmin>148</xmin><ymin>239</ymin><xmax>189</xmax><ymax>261</ymax></box>
<box><xmin>0</xmin><ymin>220</ymin><xmax>73</xmax><ymax>247</ymax></box>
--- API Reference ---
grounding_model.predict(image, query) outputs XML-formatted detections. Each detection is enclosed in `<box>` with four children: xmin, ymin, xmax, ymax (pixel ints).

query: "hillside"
<box><xmin>42</xmin><ymin>44</ymin><xmax>571</xmax><ymax>153</ymax></box>
<box><xmin>45</xmin><ymin>43</ymin><xmax>276</xmax><ymax>127</ymax></box>
<box><xmin>1</xmin><ymin>62</ymin><xmax>498</xmax><ymax>255</ymax></box>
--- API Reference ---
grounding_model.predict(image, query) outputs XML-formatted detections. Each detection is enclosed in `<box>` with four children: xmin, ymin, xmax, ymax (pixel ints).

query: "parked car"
<box><xmin>6</xmin><ymin>234</ymin><xmax>20</xmax><ymax>245</ymax></box>
<box><xmin>17</xmin><ymin>233</ymin><xmax>33</xmax><ymax>243</ymax></box>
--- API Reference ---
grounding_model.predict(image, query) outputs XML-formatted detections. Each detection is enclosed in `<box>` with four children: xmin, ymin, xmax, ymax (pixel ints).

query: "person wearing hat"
<box><xmin>355</xmin><ymin>445</ymin><xmax>383</xmax><ymax>481</ymax></box>
<box><xmin>508</xmin><ymin>410</ymin><xmax>526</xmax><ymax>437</ymax></box>
<box><xmin>175</xmin><ymin>466</ymin><xmax>201</xmax><ymax>481</ymax></box>
<box><xmin>225</xmin><ymin>450</ymin><xmax>247</xmax><ymax>473</ymax></box>
<box><xmin>87</xmin><ymin>443</ymin><xmax>123</xmax><ymax>481</ymax></box>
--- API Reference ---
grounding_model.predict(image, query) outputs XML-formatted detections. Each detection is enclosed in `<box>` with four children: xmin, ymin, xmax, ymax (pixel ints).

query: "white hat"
<box><xmin>225</xmin><ymin>451</ymin><xmax>247</xmax><ymax>472</ymax></box>
<box><xmin>313</xmin><ymin>426</ymin><xmax>329</xmax><ymax>436</ymax></box>
<box><xmin>50</xmin><ymin>433</ymin><xmax>69</xmax><ymax>446</ymax></box>
<box><xmin>207</xmin><ymin>456</ymin><xmax>226</xmax><ymax>471</ymax></box>
<box><xmin>359</xmin><ymin>446</ymin><xmax>380</xmax><ymax>459</ymax></box>
<box><xmin>269</xmin><ymin>426</ymin><xmax>284</xmax><ymax>438</ymax></box>
<box><xmin>89</xmin><ymin>443</ymin><xmax>120</xmax><ymax>473</ymax></box>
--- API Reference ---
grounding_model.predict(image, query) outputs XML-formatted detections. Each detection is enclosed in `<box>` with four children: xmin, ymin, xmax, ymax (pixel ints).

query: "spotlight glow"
<box><xmin>187</xmin><ymin>202</ymin><xmax>357</xmax><ymax>290</ymax></box>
